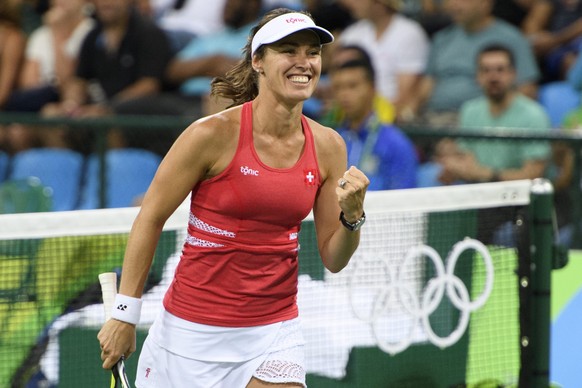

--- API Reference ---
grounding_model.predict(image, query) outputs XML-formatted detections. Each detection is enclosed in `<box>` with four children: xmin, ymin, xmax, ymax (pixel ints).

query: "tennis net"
<box><xmin>0</xmin><ymin>179</ymin><xmax>556</xmax><ymax>387</ymax></box>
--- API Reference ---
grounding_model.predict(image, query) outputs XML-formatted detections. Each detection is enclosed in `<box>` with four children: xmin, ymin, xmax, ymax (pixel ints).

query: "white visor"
<box><xmin>251</xmin><ymin>12</ymin><xmax>334</xmax><ymax>57</ymax></box>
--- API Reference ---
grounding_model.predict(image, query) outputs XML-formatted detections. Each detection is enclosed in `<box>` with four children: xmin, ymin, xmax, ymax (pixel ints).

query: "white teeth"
<box><xmin>289</xmin><ymin>75</ymin><xmax>309</xmax><ymax>84</ymax></box>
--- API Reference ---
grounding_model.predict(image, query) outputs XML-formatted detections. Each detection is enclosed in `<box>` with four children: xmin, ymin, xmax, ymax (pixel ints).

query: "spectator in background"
<box><xmin>307</xmin><ymin>0</ymin><xmax>354</xmax><ymax>73</ymax></box>
<box><xmin>403</xmin><ymin>0</ymin><xmax>537</xmax><ymax>37</ymax></box>
<box><xmin>546</xmin><ymin>132</ymin><xmax>576</xmax><ymax>248</ymax></box>
<box><xmin>338</xmin><ymin>0</ymin><xmax>429</xmax><ymax>117</ymax></box>
<box><xmin>403</xmin><ymin>0</ymin><xmax>540</xmax><ymax>128</ymax></box>
<box><xmin>401</xmin><ymin>0</ymin><xmax>451</xmax><ymax>37</ymax></box>
<box><xmin>427</xmin><ymin>44</ymin><xmax>550</xmax><ymax>245</ymax></box>
<box><xmin>544</xmin><ymin>58</ymin><xmax>582</xmax><ymax>247</ymax></box>
<box><xmin>5</xmin><ymin>0</ymin><xmax>95</xmax><ymax>112</ymax></box>
<box><xmin>41</xmin><ymin>0</ymin><xmax>171</xmax><ymax>119</ymax></box>
<box><xmin>0</xmin><ymin>0</ymin><xmax>26</xmax><ymax>155</ymax></box>
<box><xmin>299</xmin><ymin>0</ymin><xmax>354</xmax><ymax>119</ymax></box>
<box><xmin>322</xmin><ymin>44</ymin><xmax>396</xmax><ymax>127</ymax></box>
<box><xmin>550</xmin><ymin>107</ymin><xmax>582</xmax><ymax>248</ymax></box>
<box><xmin>329</xmin><ymin>51</ymin><xmax>417</xmax><ymax>190</ymax></box>
<box><xmin>0</xmin><ymin>0</ymin><xmax>26</xmax><ymax>110</ymax></box>
<box><xmin>437</xmin><ymin>44</ymin><xmax>550</xmax><ymax>185</ymax></box>
<box><xmin>40</xmin><ymin>0</ymin><xmax>172</xmax><ymax>151</ymax></box>
<box><xmin>162</xmin><ymin>0</ymin><xmax>263</xmax><ymax>117</ymax></box>
<box><xmin>523</xmin><ymin>0</ymin><xmax>582</xmax><ymax>82</ymax></box>
<box><xmin>141</xmin><ymin>0</ymin><xmax>227</xmax><ymax>53</ymax></box>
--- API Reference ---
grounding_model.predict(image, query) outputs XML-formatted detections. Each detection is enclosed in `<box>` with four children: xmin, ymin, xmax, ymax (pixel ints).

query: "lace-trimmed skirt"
<box><xmin>135</xmin><ymin>314</ymin><xmax>306</xmax><ymax>387</ymax></box>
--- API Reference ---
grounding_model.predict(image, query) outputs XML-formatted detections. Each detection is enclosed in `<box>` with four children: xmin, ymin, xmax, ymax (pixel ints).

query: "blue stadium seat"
<box><xmin>0</xmin><ymin>151</ymin><xmax>8</xmax><ymax>182</ymax></box>
<box><xmin>416</xmin><ymin>162</ymin><xmax>444</xmax><ymax>188</ymax></box>
<box><xmin>9</xmin><ymin>148</ymin><xmax>84</xmax><ymax>211</ymax></box>
<box><xmin>78</xmin><ymin>148</ymin><xmax>161</xmax><ymax>209</ymax></box>
<box><xmin>538</xmin><ymin>81</ymin><xmax>581</xmax><ymax>128</ymax></box>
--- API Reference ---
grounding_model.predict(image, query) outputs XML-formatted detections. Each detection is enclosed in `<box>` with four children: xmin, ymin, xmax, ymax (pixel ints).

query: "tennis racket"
<box><xmin>99</xmin><ymin>272</ymin><xmax>132</xmax><ymax>388</ymax></box>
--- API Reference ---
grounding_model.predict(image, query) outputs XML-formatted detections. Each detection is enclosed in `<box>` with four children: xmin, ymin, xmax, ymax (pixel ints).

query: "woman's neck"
<box><xmin>252</xmin><ymin>96</ymin><xmax>304</xmax><ymax>138</ymax></box>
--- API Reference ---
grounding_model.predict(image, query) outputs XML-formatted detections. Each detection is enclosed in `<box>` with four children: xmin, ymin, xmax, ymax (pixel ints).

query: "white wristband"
<box><xmin>111</xmin><ymin>294</ymin><xmax>142</xmax><ymax>325</ymax></box>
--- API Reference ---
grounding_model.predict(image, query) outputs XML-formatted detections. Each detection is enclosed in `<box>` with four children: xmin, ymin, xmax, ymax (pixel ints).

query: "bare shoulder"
<box><xmin>175</xmin><ymin>105</ymin><xmax>242</xmax><ymax>177</ymax></box>
<box><xmin>304</xmin><ymin>116</ymin><xmax>347</xmax><ymax>180</ymax></box>
<box><xmin>181</xmin><ymin>105</ymin><xmax>242</xmax><ymax>147</ymax></box>
<box><xmin>5</xmin><ymin>25</ymin><xmax>25</xmax><ymax>43</ymax></box>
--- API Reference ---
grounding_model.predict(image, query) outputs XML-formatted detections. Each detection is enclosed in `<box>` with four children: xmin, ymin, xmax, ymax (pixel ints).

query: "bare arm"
<box><xmin>547</xmin><ymin>18</ymin><xmax>582</xmax><ymax>47</ymax></box>
<box><xmin>440</xmin><ymin>151</ymin><xmax>547</xmax><ymax>183</ymax></box>
<box><xmin>19</xmin><ymin>60</ymin><xmax>42</xmax><ymax>89</ymax></box>
<box><xmin>60</xmin><ymin>76</ymin><xmax>88</xmax><ymax>105</ymax></box>
<box><xmin>522</xmin><ymin>0</ymin><xmax>552</xmax><ymax>34</ymax></box>
<box><xmin>551</xmin><ymin>142</ymin><xmax>574</xmax><ymax>191</ymax></box>
<box><xmin>98</xmin><ymin>114</ymin><xmax>234</xmax><ymax>368</ymax></box>
<box><xmin>116</xmin><ymin>119</ymin><xmax>226</xmax><ymax>296</ymax></box>
<box><xmin>40</xmin><ymin>76</ymin><xmax>88</xmax><ymax>117</ymax></box>
<box><xmin>497</xmin><ymin>159</ymin><xmax>547</xmax><ymax>181</ymax></box>
<box><xmin>528</xmin><ymin>16</ymin><xmax>582</xmax><ymax>56</ymax></box>
<box><xmin>166</xmin><ymin>55</ymin><xmax>239</xmax><ymax>84</ymax></box>
<box><xmin>312</xmin><ymin>123</ymin><xmax>369</xmax><ymax>273</ymax></box>
<box><xmin>398</xmin><ymin>75</ymin><xmax>434</xmax><ymax>122</ymax></box>
<box><xmin>518</xmin><ymin>81</ymin><xmax>538</xmax><ymax>100</ymax></box>
<box><xmin>112</xmin><ymin>77</ymin><xmax>162</xmax><ymax>103</ymax></box>
<box><xmin>0</xmin><ymin>29</ymin><xmax>25</xmax><ymax>107</ymax></box>
<box><xmin>393</xmin><ymin>72</ymin><xmax>423</xmax><ymax>112</ymax></box>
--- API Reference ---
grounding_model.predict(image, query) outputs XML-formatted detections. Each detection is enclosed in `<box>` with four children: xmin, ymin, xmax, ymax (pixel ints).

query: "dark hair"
<box><xmin>0</xmin><ymin>0</ymin><xmax>21</xmax><ymax>27</ymax></box>
<box><xmin>334</xmin><ymin>45</ymin><xmax>373</xmax><ymax>66</ymax></box>
<box><xmin>332</xmin><ymin>58</ymin><xmax>376</xmax><ymax>84</ymax></box>
<box><xmin>310</xmin><ymin>2</ymin><xmax>354</xmax><ymax>33</ymax></box>
<box><xmin>210</xmin><ymin>8</ymin><xmax>314</xmax><ymax>107</ymax></box>
<box><xmin>477</xmin><ymin>44</ymin><xmax>516</xmax><ymax>68</ymax></box>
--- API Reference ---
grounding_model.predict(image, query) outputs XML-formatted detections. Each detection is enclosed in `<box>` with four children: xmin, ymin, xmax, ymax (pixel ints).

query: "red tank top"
<box><xmin>164</xmin><ymin>101</ymin><xmax>321</xmax><ymax>327</ymax></box>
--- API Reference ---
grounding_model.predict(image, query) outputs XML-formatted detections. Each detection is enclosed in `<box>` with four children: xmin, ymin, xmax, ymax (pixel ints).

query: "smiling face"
<box><xmin>253</xmin><ymin>30</ymin><xmax>323</xmax><ymax>105</ymax></box>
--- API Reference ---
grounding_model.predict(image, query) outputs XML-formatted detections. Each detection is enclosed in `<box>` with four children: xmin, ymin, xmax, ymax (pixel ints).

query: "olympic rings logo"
<box><xmin>347</xmin><ymin>238</ymin><xmax>494</xmax><ymax>355</ymax></box>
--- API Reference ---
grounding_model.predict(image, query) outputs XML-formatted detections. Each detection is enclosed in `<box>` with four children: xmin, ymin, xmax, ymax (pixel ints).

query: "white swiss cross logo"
<box><xmin>304</xmin><ymin>169</ymin><xmax>317</xmax><ymax>186</ymax></box>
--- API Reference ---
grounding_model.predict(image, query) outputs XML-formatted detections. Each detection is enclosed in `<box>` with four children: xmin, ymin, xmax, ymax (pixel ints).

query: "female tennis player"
<box><xmin>98</xmin><ymin>7</ymin><xmax>369</xmax><ymax>387</ymax></box>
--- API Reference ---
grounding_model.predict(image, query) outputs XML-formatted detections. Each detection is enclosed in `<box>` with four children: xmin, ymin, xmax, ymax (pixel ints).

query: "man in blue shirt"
<box><xmin>329</xmin><ymin>55</ymin><xmax>418</xmax><ymax>190</ymax></box>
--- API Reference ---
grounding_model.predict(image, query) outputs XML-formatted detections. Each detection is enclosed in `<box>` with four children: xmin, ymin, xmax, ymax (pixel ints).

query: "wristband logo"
<box><xmin>116</xmin><ymin>303</ymin><xmax>128</xmax><ymax>311</ymax></box>
<box><xmin>348</xmin><ymin>238</ymin><xmax>494</xmax><ymax>355</ymax></box>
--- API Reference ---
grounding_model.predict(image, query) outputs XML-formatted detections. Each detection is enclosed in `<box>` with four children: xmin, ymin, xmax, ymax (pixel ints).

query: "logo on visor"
<box><xmin>286</xmin><ymin>17</ymin><xmax>307</xmax><ymax>24</ymax></box>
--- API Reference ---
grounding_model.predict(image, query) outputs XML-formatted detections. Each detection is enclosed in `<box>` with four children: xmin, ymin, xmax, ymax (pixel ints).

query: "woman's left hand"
<box><xmin>336</xmin><ymin>165</ymin><xmax>369</xmax><ymax>222</ymax></box>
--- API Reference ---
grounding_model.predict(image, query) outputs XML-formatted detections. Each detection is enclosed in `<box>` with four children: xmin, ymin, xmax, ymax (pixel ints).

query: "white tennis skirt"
<box><xmin>135</xmin><ymin>312</ymin><xmax>306</xmax><ymax>388</ymax></box>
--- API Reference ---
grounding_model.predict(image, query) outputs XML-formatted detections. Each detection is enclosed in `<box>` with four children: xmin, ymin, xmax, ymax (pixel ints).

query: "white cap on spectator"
<box><xmin>251</xmin><ymin>12</ymin><xmax>334</xmax><ymax>57</ymax></box>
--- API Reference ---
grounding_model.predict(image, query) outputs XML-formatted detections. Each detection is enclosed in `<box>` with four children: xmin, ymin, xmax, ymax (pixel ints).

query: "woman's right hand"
<box><xmin>97</xmin><ymin>319</ymin><xmax>137</xmax><ymax>369</ymax></box>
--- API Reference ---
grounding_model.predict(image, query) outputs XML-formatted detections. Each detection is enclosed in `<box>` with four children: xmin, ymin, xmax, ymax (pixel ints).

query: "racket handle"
<box><xmin>99</xmin><ymin>272</ymin><xmax>118</xmax><ymax>321</ymax></box>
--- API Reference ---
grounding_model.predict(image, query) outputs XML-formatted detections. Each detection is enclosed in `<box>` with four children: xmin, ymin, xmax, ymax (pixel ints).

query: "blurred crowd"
<box><xmin>1</xmin><ymin>0</ymin><xmax>582</xmax><ymax>244</ymax></box>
